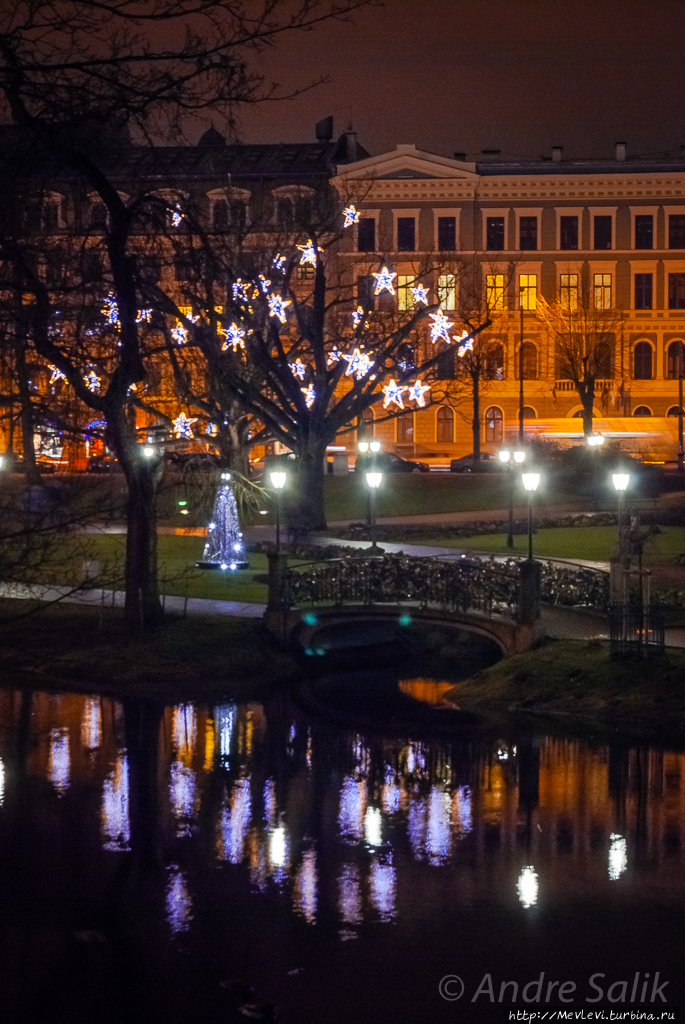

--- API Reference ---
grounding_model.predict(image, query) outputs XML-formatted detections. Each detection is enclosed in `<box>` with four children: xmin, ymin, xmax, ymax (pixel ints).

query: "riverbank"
<box><xmin>446</xmin><ymin>639</ymin><xmax>685</xmax><ymax>741</ymax></box>
<box><xmin>0</xmin><ymin>601</ymin><xmax>297</xmax><ymax>701</ymax></box>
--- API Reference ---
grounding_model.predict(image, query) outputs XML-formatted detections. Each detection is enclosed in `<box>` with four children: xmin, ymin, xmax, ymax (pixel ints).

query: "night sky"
<box><xmin>236</xmin><ymin>0</ymin><xmax>685</xmax><ymax>161</ymax></box>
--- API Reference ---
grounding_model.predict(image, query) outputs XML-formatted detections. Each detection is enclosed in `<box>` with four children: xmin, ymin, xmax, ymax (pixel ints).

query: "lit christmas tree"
<box><xmin>197</xmin><ymin>474</ymin><xmax>248</xmax><ymax>570</ymax></box>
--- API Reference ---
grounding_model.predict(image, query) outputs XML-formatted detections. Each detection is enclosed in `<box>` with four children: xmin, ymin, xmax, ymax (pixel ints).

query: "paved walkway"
<box><xmin>0</xmin><ymin>582</ymin><xmax>265</xmax><ymax>618</ymax></box>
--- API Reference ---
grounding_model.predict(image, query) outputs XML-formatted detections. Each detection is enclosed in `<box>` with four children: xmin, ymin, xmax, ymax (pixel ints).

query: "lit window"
<box><xmin>397</xmin><ymin>275</ymin><xmax>415</xmax><ymax>311</ymax></box>
<box><xmin>593</xmin><ymin>273</ymin><xmax>612</xmax><ymax>310</ymax></box>
<box><xmin>519</xmin><ymin>274</ymin><xmax>537</xmax><ymax>311</ymax></box>
<box><xmin>484</xmin><ymin>407</ymin><xmax>503</xmax><ymax>443</ymax></box>
<box><xmin>486</xmin><ymin>274</ymin><xmax>504</xmax><ymax>310</ymax></box>
<box><xmin>437</xmin><ymin>274</ymin><xmax>456</xmax><ymax>310</ymax></box>
<box><xmin>436</xmin><ymin>406</ymin><xmax>454</xmax><ymax>442</ymax></box>
<box><xmin>560</xmin><ymin>273</ymin><xmax>578</xmax><ymax>311</ymax></box>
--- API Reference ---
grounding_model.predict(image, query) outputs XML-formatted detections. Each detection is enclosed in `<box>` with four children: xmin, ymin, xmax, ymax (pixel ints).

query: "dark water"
<box><xmin>0</xmin><ymin>681</ymin><xmax>683</xmax><ymax>1023</ymax></box>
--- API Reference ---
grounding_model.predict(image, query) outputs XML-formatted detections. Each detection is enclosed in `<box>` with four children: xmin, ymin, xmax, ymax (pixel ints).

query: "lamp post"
<box><xmin>365</xmin><ymin>470</ymin><xmax>384</xmax><ymax>555</ymax></box>
<box><xmin>612</xmin><ymin>472</ymin><xmax>630</xmax><ymax>561</ymax></box>
<box><xmin>499</xmin><ymin>448</ymin><xmax>526</xmax><ymax>548</ymax></box>
<box><xmin>270</xmin><ymin>470</ymin><xmax>287</xmax><ymax>556</ymax></box>
<box><xmin>587</xmin><ymin>433</ymin><xmax>605</xmax><ymax>448</ymax></box>
<box><xmin>358</xmin><ymin>439</ymin><xmax>381</xmax><ymax>526</ymax></box>
<box><xmin>678</xmin><ymin>342</ymin><xmax>684</xmax><ymax>473</ymax></box>
<box><xmin>521</xmin><ymin>471</ymin><xmax>541</xmax><ymax>561</ymax></box>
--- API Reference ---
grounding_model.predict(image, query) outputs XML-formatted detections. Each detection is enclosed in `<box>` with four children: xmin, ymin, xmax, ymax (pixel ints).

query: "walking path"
<box><xmin>0</xmin><ymin>582</ymin><xmax>265</xmax><ymax>618</ymax></box>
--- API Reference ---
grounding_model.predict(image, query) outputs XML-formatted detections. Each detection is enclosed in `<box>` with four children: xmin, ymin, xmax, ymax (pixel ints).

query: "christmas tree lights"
<box><xmin>291</xmin><ymin>358</ymin><xmax>307</xmax><ymax>380</ymax></box>
<box><xmin>198</xmin><ymin>476</ymin><xmax>248</xmax><ymax>570</ymax></box>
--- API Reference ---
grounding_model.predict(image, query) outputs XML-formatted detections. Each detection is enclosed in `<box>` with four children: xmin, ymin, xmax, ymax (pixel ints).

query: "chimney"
<box><xmin>453</xmin><ymin>151</ymin><xmax>466</xmax><ymax>162</ymax></box>
<box><xmin>344</xmin><ymin>130</ymin><xmax>358</xmax><ymax>162</ymax></box>
<box><xmin>615</xmin><ymin>141</ymin><xmax>626</xmax><ymax>162</ymax></box>
<box><xmin>315</xmin><ymin>115</ymin><xmax>334</xmax><ymax>142</ymax></box>
<box><xmin>551</xmin><ymin>145</ymin><xmax>563</xmax><ymax>163</ymax></box>
<box><xmin>480</xmin><ymin>148</ymin><xmax>501</xmax><ymax>162</ymax></box>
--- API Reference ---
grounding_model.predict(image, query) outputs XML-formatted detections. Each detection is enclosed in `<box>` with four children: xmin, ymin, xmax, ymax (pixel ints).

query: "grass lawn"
<box><xmin>405</xmin><ymin>525</ymin><xmax>685</xmax><ymax>564</ymax></box>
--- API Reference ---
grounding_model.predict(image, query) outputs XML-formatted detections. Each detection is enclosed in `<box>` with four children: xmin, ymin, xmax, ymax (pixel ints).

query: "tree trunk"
<box><xmin>472</xmin><ymin>373</ymin><xmax>481</xmax><ymax>461</ymax></box>
<box><xmin>15</xmin><ymin>339</ymin><xmax>42</xmax><ymax>486</ymax></box>
<box><xmin>579</xmin><ymin>380</ymin><xmax>595</xmax><ymax>437</ymax></box>
<box><xmin>122</xmin><ymin>458</ymin><xmax>164</xmax><ymax>628</ymax></box>
<box><xmin>291</xmin><ymin>438</ymin><xmax>328</xmax><ymax>533</ymax></box>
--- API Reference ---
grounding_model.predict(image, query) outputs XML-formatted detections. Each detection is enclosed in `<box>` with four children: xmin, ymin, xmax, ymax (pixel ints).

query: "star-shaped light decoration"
<box><xmin>411</xmin><ymin>283</ymin><xmax>430</xmax><ymax>306</ymax></box>
<box><xmin>272</xmin><ymin>253</ymin><xmax>287</xmax><ymax>271</ymax></box>
<box><xmin>297</xmin><ymin>239</ymin><xmax>319</xmax><ymax>267</ymax></box>
<box><xmin>268</xmin><ymin>294</ymin><xmax>291</xmax><ymax>324</ymax></box>
<box><xmin>291</xmin><ymin>358</ymin><xmax>307</xmax><ymax>380</ymax></box>
<box><xmin>343</xmin><ymin>204</ymin><xmax>360</xmax><ymax>227</ymax></box>
<box><xmin>382</xmin><ymin>379</ymin><xmax>407</xmax><ymax>410</ymax></box>
<box><xmin>408</xmin><ymin>380</ymin><xmax>431</xmax><ymax>407</ymax></box>
<box><xmin>232</xmin><ymin>279</ymin><xmax>251</xmax><ymax>303</ymax></box>
<box><xmin>455</xmin><ymin>330</ymin><xmax>474</xmax><ymax>357</ymax></box>
<box><xmin>429</xmin><ymin>310</ymin><xmax>452</xmax><ymax>343</ymax></box>
<box><xmin>172</xmin><ymin>322</ymin><xmax>188</xmax><ymax>346</ymax></box>
<box><xmin>373</xmin><ymin>266</ymin><xmax>396</xmax><ymax>295</ymax></box>
<box><xmin>136</xmin><ymin>308</ymin><xmax>152</xmax><ymax>323</ymax></box>
<box><xmin>171</xmin><ymin>206</ymin><xmax>183</xmax><ymax>227</ymax></box>
<box><xmin>352</xmin><ymin>306</ymin><xmax>368</xmax><ymax>328</ymax></box>
<box><xmin>221</xmin><ymin>322</ymin><xmax>246</xmax><ymax>352</ymax></box>
<box><xmin>49</xmin><ymin>365</ymin><xmax>66</xmax><ymax>384</ymax></box>
<box><xmin>102</xmin><ymin>294</ymin><xmax>119</xmax><ymax>326</ymax></box>
<box><xmin>301</xmin><ymin>384</ymin><xmax>316</xmax><ymax>409</ymax></box>
<box><xmin>327</xmin><ymin>348</ymin><xmax>342</xmax><ymax>367</ymax></box>
<box><xmin>258</xmin><ymin>274</ymin><xmax>271</xmax><ymax>294</ymax></box>
<box><xmin>84</xmin><ymin>370</ymin><xmax>101</xmax><ymax>393</ymax></box>
<box><xmin>343</xmin><ymin>347</ymin><xmax>374</xmax><ymax>380</ymax></box>
<box><xmin>173</xmin><ymin>412</ymin><xmax>197</xmax><ymax>439</ymax></box>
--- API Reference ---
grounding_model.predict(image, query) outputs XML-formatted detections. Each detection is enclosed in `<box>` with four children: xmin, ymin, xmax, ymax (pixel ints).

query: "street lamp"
<box><xmin>612</xmin><ymin>472</ymin><xmax>630</xmax><ymax>560</ymax></box>
<box><xmin>270</xmin><ymin>469</ymin><xmax>287</xmax><ymax>555</ymax></box>
<box><xmin>521</xmin><ymin>471</ymin><xmax>541</xmax><ymax>561</ymax></box>
<box><xmin>365</xmin><ymin>470</ymin><xmax>384</xmax><ymax>554</ymax></box>
<box><xmin>499</xmin><ymin>448</ymin><xmax>526</xmax><ymax>548</ymax></box>
<box><xmin>587</xmin><ymin>433</ymin><xmax>605</xmax><ymax>447</ymax></box>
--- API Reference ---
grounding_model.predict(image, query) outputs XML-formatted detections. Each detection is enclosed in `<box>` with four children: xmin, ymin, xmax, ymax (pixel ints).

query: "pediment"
<box><xmin>333</xmin><ymin>144</ymin><xmax>478</xmax><ymax>185</ymax></box>
<box><xmin>379</xmin><ymin>167</ymin><xmax>436</xmax><ymax>179</ymax></box>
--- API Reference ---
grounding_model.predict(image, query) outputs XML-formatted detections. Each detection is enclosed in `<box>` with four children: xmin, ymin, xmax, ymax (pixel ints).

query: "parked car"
<box><xmin>86</xmin><ymin>454</ymin><xmax>122</xmax><ymax>474</ymax></box>
<box><xmin>449</xmin><ymin>452</ymin><xmax>506</xmax><ymax>473</ymax></box>
<box><xmin>355</xmin><ymin>451</ymin><xmax>429</xmax><ymax>474</ymax></box>
<box><xmin>3</xmin><ymin>456</ymin><xmax>57</xmax><ymax>474</ymax></box>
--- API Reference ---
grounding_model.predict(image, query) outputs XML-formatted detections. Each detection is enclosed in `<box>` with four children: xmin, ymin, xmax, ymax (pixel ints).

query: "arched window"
<box><xmin>436</xmin><ymin>406</ymin><xmax>454</xmax><ymax>442</ymax></box>
<box><xmin>358</xmin><ymin>407</ymin><xmax>374</xmax><ymax>440</ymax></box>
<box><xmin>485</xmin><ymin>343</ymin><xmax>504</xmax><ymax>380</ymax></box>
<box><xmin>667</xmin><ymin>405</ymin><xmax>683</xmax><ymax>417</ymax></box>
<box><xmin>396</xmin><ymin>411</ymin><xmax>414</xmax><ymax>443</ymax></box>
<box><xmin>667</xmin><ymin>340</ymin><xmax>685</xmax><ymax>379</ymax></box>
<box><xmin>522</xmin><ymin>406</ymin><xmax>536</xmax><ymax>419</ymax></box>
<box><xmin>484</xmin><ymin>406</ymin><xmax>503</xmax><ymax>443</ymax></box>
<box><xmin>633</xmin><ymin>341</ymin><xmax>653</xmax><ymax>380</ymax></box>
<box><xmin>519</xmin><ymin>341</ymin><xmax>538</xmax><ymax>380</ymax></box>
<box><xmin>633</xmin><ymin>406</ymin><xmax>652</xmax><ymax>417</ymax></box>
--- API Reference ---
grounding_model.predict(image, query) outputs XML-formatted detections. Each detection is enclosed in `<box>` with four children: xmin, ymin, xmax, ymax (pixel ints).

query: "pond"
<box><xmin>0</xmin><ymin>680</ymin><xmax>682</xmax><ymax>1023</ymax></box>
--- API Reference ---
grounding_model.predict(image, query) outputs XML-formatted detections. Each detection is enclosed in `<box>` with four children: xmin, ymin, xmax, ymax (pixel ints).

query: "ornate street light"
<box><xmin>499</xmin><ymin>448</ymin><xmax>526</xmax><ymax>548</ymax></box>
<box><xmin>270</xmin><ymin>470</ymin><xmax>287</xmax><ymax>556</ymax></box>
<box><xmin>365</xmin><ymin>470</ymin><xmax>384</xmax><ymax>555</ymax></box>
<box><xmin>587</xmin><ymin>433</ymin><xmax>605</xmax><ymax>447</ymax></box>
<box><xmin>612</xmin><ymin>472</ymin><xmax>630</xmax><ymax>560</ymax></box>
<box><xmin>521</xmin><ymin>471</ymin><xmax>541</xmax><ymax>561</ymax></box>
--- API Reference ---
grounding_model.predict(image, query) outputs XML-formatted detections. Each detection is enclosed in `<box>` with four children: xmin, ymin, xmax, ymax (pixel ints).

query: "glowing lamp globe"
<box><xmin>513</xmin><ymin>450</ymin><xmax>526</xmax><ymax>464</ymax></box>
<box><xmin>358</xmin><ymin>441</ymin><xmax>369</xmax><ymax>453</ymax></box>
<box><xmin>366</xmin><ymin>471</ymin><xmax>383</xmax><ymax>489</ymax></box>
<box><xmin>498</xmin><ymin>449</ymin><xmax>510</xmax><ymax>464</ymax></box>
<box><xmin>270</xmin><ymin>470</ymin><xmax>287</xmax><ymax>490</ymax></box>
<box><xmin>369</xmin><ymin>440</ymin><xmax>381</xmax><ymax>453</ymax></box>
<box><xmin>612</xmin><ymin>473</ymin><xmax>630</xmax><ymax>492</ymax></box>
<box><xmin>522</xmin><ymin>472</ymin><xmax>541</xmax><ymax>492</ymax></box>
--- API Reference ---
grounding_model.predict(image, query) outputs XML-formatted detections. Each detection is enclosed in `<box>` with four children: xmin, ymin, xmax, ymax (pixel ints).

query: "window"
<box><xmin>438</xmin><ymin>217</ymin><xmax>456</xmax><ymax>251</ymax></box>
<box><xmin>667</xmin><ymin>405</ymin><xmax>683</xmax><ymax>417</ymax></box>
<box><xmin>484</xmin><ymin>407</ymin><xmax>503</xmax><ymax>443</ymax></box>
<box><xmin>357</xmin><ymin>218</ymin><xmax>376</xmax><ymax>252</ymax></box>
<box><xmin>175</xmin><ymin>254</ymin><xmax>200</xmax><ymax>282</ymax></box>
<box><xmin>396</xmin><ymin>341</ymin><xmax>416</xmax><ymax>371</ymax></box>
<box><xmin>635</xmin><ymin>273</ymin><xmax>653</xmax><ymax>309</ymax></box>
<box><xmin>633</xmin><ymin>406</ymin><xmax>652</xmax><ymax>417</ymax></box>
<box><xmin>43</xmin><ymin>201</ymin><xmax>62</xmax><ymax>233</ymax></box>
<box><xmin>667</xmin><ymin>340</ymin><xmax>685</xmax><ymax>378</ymax></box>
<box><xmin>358</xmin><ymin>407</ymin><xmax>374</xmax><ymax>440</ymax></box>
<box><xmin>486</xmin><ymin>274</ymin><xmax>505</xmax><ymax>310</ymax></box>
<box><xmin>295</xmin><ymin>197</ymin><xmax>312</xmax><ymax>225</ymax></box>
<box><xmin>560</xmin><ymin>273</ymin><xmax>578</xmax><ymax>311</ymax></box>
<box><xmin>594</xmin><ymin>273</ymin><xmax>612</xmax><ymax>309</ymax></box>
<box><xmin>486</xmin><ymin>217</ymin><xmax>504</xmax><ymax>251</ymax></box>
<box><xmin>297</xmin><ymin>264</ymin><xmax>315</xmax><ymax>280</ymax></box>
<box><xmin>560</xmin><ymin>216</ymin><xmax>578</xmax><ymax>250</ymax></box>
<box><xmin>45</xmin><ymin>250</ymin><xmax>62</xmax><ymax>288</ymax></box>
<box><xmin>635</xmin><ymin>215</ymin><xmax>653</xmax><ymax>249</ymax></box>
<box><xmin>519</xmin><ymin>342</ymin><xmax>538</xmax><ymax>380</ymax></box>
<box><xmin>435</xmin><ymin>343</ymin><xmax>456</xmax><ymax>379</ymax></box>
<box><xmin>437</xmin><ymin>273</ymin><xmax>456</xmax><ymax>310</ymax></box>
<box><xmin>668</xmin><ymin>273</ymin><xmax>685</xmax><ymax>309</ymax></box>
<box><xmin>519</xmin><ymin>274</ymin><xmax>537</xmax><ymax>311</ymax></box>
<box><xmin>229</xmin><ymin>200</ymin><xmax>247</xmax><ymax>232</ymax></box>
<box><xmin>485</xmin><ymin>343</ymin><xmax>504</xmax><ymax>380</ymax></box>
<box><xmin>212</xmin><ymin>199</ymin><xmax>229</xmax><ymax>231</ymax></box>
<box><xmin>135</xmin><ymin>254</ymin><xmax>160</xmax><ymax>285</ymax></box>
<box><xmin>522</xmin><ymin>406</ymin><xmax>536</xmax><ymax>419</ymax></box>
<box><xmin>519</xmin><ymin>217</ymin><xmax>537</xmax><ymax>251</ymax></box>
<box><xmin>633</xmin><ymin>341</ymin><xmax>653</xmax><ymax>380</ymax></box>
<box><xmin>277</xmin><ymin>198</ymin><xmax>293</xmax><ymax>231</ymax></box>
<box><xmin>593</xmin><ymin>216</ymin><xmax>612</xmax><ymax>250</ymax></box>
<box><xmin>90</xmin><ymin>201</ymin><xmax>107</xmax><ymax>229</ymax></box>
<box><xmin>397</xmin><ymin>275</ymin><xmax>415</xmax><ymax>311</ymax></box>
<box><xmin>669</xmin><ymin>215</ymin><xmax>685</xmax><ymax>249</ymax></box>
<box><xmin>436</xmin><ymin>406</ymin><xmax>454</xmax><ymax>442</ymax></box>
<box><xmin>396</xmin><ymin>411</ymin><xmax>414</xmax><ymax>443</ymax></box>
<box><xmin>397</xmin><ymin>217</ymin><xmax>415</xmax><ymax>252</ymax></box>
<box><xmin>357</xmin><ymin>275</ymin><xmax>375</xmax><ymax>310</ymax></box>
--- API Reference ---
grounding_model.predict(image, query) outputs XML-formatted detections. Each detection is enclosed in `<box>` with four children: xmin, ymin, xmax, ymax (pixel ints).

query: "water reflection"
<box><xmin>49</xmin><ymin>727</ymin><xmax>70</xmax><ymax>795</ymax></box>
<box><xmin>609</xmin><ymin>833</ymin><xmax>628</xmax><ymax>880</ymax></box>
<box><xmin>517</xmin><ymin>865</ymin><xmax>539</xmax><ymax>908</ymax></box>
<box><xmin>102</xmin><ymin>753</ymin><xmax>130</xmax><ymax>851</ymax></box>
<box><xmin>166</xmin><ymin>864</ymin><xmax>192</xmax><ymax>934</ymax></box>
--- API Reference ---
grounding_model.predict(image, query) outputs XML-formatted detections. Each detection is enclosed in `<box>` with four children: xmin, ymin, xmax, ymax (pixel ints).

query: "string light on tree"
<box><xmin>373</xmin><ymin>266</ymin><xmax>396</xmax><ymax>295</ymax></box>
<box><xmin>297</xmin><ymin>240</ymin><xmax>319</xmax><ymax>267</ymax></box>
<box><xmin>352</xmin><ymin>306</ymin><xmax>368</xmax><ymax>328</ymax></box>
<box><xmin>408</xmin><ymin>380</ymin><xmax>431</xmax><ymax>407</ymax></box>
<box><xmin>272</xmin><ymin>253</ymin><xmax>287</xmax><ymax>271</ymax></box>
<box><xmin>301</xmin><ymin>384</ymin><xmax>316</xmax><ymax>408</ymax></box>
<box><xmin>258</xmin><ymin>274</ymin><xmax>271</xmax><ymax>294</ymax></box>
<box><xmin>411</xmin><ymin>284</ymin><xmax>430</xmax><ymax>306</ymax></box>
<box><xmin>268</xmin><ymin>294</ymin><xmax>291</xmax><ymax>323</ymax></box>
<box><xmin>49</xmin><ymin>365</ymin><xmax>66</xmax><ymax>384</ymax></box>
<box><xmin>291</xmin><ymin>358</ymin><xmax>307</xmax><ymax>380</ymax></box>
<box><xmin>221</xmin><ymin>322</ymin><xmax>246</xmax><ymax>351</ymax></box>
<box><xmin>198</xmin><ymin>474</ymin><xmax>248</xmax><ymax>571</ymax></box>
<box><xmin>136</xmin><ymin>308</ymin><xmax>152</xmax><ymax>323</ymax></box>
<box><xmin>171</xmin><ymin>206</ymin><xmax>183</xmax><ymax>227</ymax></box>
<box><xmin>232</xmin><ymin>280</ymin><xmax>251</xmax><ymax>303</ymax></box>
<box><xmin>343</xmin><ymin>205</ymin><xmax>360</xmax><ymax>227</ymax></box>
<box><xmin>173</xmin><ymin>412</ymin><xmax>197</xmax><ymax>438</ymax></box>
<box><xmin>84</xmin><ymin>370</ymin><xmax>101</xmax><ymax>392</ymax></box>
<box><xmin>327</xmin><ymin>347</ymin><xmax>342</xmax><ymax>366</ymax></box>
<box><xmin>429</xmin><ymin>310</ymin><xmax>452</xmax><ymax>343</ymax></box>
<box><xmin>382</xmin><ymin>379</ymin><xmax>407</xmax><ymax>409</ymax></box>
<box><xmin>456</xmin><ymin>331</ymin><xmax>474</xmax><ymax>357</ymax></box>
<box><xmin>102</xmin><ymin>294</ymin><xmax>119</xmax><ymax>326</ymax></box>
<box><xmin>172</xmin><ymin>322</ymin><xmax>188</xmax><ymax>346</ymax></box>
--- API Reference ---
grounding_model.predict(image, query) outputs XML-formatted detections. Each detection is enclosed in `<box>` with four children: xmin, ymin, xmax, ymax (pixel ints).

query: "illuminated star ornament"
<box><xmin>232</xmin><ymin>279</ymin><xmax>250</xmax><ymax>303</ymax></box>
<box><xmin>102</xmin><ymin>294</ymin><xmax>119</xmax><ymax>326</ymax></box>
<box><xmin>455</xmin><ymin>330</ymin><xmax>474</xmax><ymax>357</ymax></box>
<box><xmin>221</xmin><ymin>322</ymin><xmax>246</xmax><ymax>352</ymax></box>
<box><xmin>172</xmin><ymin>322</ymin><xmax>188</xmax><ymax>346</ymax></box>
<box><xmin>173</xmin><ymin>413</ymin><xmax>197</xmax><ymax>439</ymax></box>
<box><xmin>429</xmin><ymin>310</ymin><xmax>452</xmax><ymax>343</ymax></box>
<box><xmin>343</xmin><ymin>347</ymin><xmax>374</xmax><ymax>380</ymax></box>
<box><xmin>343</xmin><ymin>205</ymin><xmax>360</xmax><ymax>227</ymax></box>
<box><xmin>327</xmin><ymin>347</ymin><xmax>342</xmax><ymax>366</ymax></box>
<box><xmin>352</xmin><ymin>306</ymin><xmax>368</xmax><ymax>328</ymax></box>
<box><xmin>171</xmin><ymin>206</ymin><xmax>184</xmax><ymax>227</ymax></box>
<box><xmin>297</xmin><ymin>239</ymin><xmax>319</xmax><ymax>267</ymax></box>
<box><xmin>84</xmin><ymin>370</ymin><xmax>101</xmax><ymax>393</ymax></box>
<box><xmin>49</xmin><ymin>364</ymin><xmax>66</xmax><ymax>384</ymax></box>
<box><xmin>408</xmin><ymin>380</ymin><xmax>431</xmax><ymax>407</ymax></box>
<box><xmin>258</xmin><ymin>274</ymin><xmax>271</xmax><ymax>294</ymax></box>
<box><xmin>136</xmin><ymin>308</ymin><xmax>152</xmax><ymax>323</ymax></box>
<box><xmin>291</xmin><ymin>358</ymin><xmax>307</xmax><ymax>380</ymax></box>
<box><xmin>272</xmin><ymin>253</ymin><xmax>287</xmax><ymax>271</ymax></box>
<box><xmin>382</xmin><ymin>379</ymin><xmax>406</xmax><ymax>410</ymax></box>
<box><xmin>373</xmin><ymin>266</ymin><xmax>396</xmax><ymax>295</ymax></box>
<box><xmin>411</xmin><ymin>284</ymin><xmax>430</xmax><ymax>305</ymax></box>
<box><xmin>301</xmin><ymin>384</ymin><xmax>316</xmax><ymax>409</ymax></box>
<box><xmin>268</xmin><ymin>294</ymin><xmax>291</xmax><ymax>324</ymax></box>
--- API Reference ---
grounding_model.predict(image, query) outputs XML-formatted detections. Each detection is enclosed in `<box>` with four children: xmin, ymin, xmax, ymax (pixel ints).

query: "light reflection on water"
<box><xmin>102</xmin><ymin>752</ymin><xmax>130</xmax><ymax>852</ymax></box>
